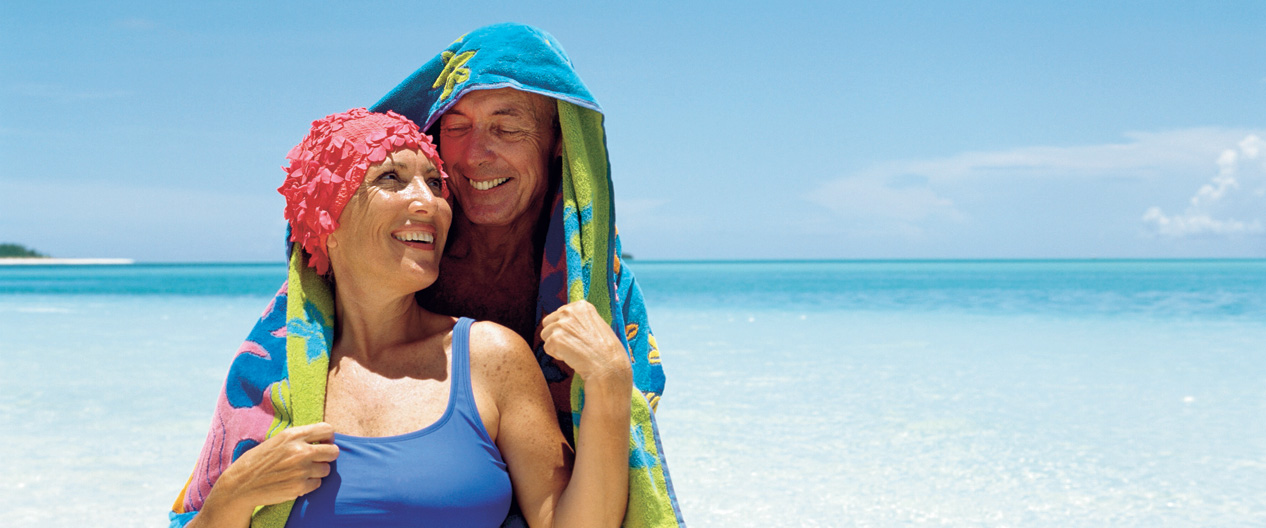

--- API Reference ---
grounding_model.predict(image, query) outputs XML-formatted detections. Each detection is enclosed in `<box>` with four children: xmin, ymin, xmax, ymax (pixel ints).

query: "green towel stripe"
<box><xmin>253</xmin><ymin>247</ymin><xmax>336</xmax><ymax>528</ymax></box>
<box><xmin>559</xmin><ymin>102</ymin><xmax>612</xmax><ymax>318</ymax></box>
<box><xmin>626</xmin><ymin>393</ymin><xmax>679</xmax><ymax>527</ymax></box>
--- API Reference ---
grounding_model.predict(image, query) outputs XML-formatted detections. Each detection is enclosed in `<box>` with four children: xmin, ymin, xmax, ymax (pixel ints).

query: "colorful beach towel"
<box><xmin>374</xmin><ymin>23</ymin><xmax>683</xmax><ymax>528</ymax></box>
<box><xmin>170</xmin><ymin>247</ymin><xmax>334</xmax><ymax>527</ymax></box>
<box><xmin>171</xmin><ymin>22</ymin><xmax>682</xmax><ymax>528</ymax></box>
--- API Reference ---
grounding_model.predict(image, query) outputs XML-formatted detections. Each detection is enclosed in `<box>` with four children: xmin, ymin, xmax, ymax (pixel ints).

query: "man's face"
<box><xmin>437</xmin><ymin>88</ymin><xmax>558</xmax><ymax>227</ymax></box>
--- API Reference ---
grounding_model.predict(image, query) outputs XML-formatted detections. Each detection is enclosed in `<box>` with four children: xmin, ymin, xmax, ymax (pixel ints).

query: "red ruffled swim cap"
<box><xmin>278</xmin><ymin>108</ymin><xmax>445</xmax><ymax>275</ymax></box>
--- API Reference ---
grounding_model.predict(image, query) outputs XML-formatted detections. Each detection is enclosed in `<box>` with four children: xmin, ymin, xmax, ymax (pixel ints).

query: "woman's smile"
<box><xmin>392</xmin><ymin>226</ymin><xmax>438</xmax><ymax>249</ymax></box>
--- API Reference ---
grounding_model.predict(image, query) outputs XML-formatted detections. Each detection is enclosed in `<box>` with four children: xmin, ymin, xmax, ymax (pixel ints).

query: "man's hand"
<box><xmin>537</xmin><ymin>300</ymin><xmax>632</xmax><ymax>527</ymax></box>
<box><xmin>540</xmin><ymin>300</ymin><xmax>633</xmax><ymax>386</ymax></box>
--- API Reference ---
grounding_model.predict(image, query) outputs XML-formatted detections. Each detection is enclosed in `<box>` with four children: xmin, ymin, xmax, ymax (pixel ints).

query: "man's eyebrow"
<box><xmin>441</xmin><ymin>108</ymin><xmax>468</xmax><ymax>119</ymax></box>
<box><xmin>491</xmin><ymin>106</ymin><xmax>528</xmax><ymax>117</ymax></box>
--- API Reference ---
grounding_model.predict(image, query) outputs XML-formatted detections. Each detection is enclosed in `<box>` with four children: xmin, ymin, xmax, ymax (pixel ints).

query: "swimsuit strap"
<box><xmin>451</xmin><ymin>317</ymin><xmax>477</xmax><ymax>418</ymax></box>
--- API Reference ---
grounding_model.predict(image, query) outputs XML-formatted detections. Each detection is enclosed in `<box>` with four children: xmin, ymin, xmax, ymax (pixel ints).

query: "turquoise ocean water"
<box><xmin>2</xmin><ymin>260</ymin><xmax>1263</xmax><ymax>527</ymax></box>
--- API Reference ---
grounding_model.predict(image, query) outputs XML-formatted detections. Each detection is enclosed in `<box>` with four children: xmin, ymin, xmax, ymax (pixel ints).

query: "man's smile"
<box><xmin>468</xmin><ymin>176</ymin><xmax>511</xmax><ymax>191</ymax></box>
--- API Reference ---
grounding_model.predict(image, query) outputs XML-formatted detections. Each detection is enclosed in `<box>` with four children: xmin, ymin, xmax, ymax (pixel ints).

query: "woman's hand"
<box><xmin>540</xmin><ymin>300</ymin><xmax>633</xmax><ymax>386</ymax></box>
<box><xmin>190</xmin><ymin>423</ymin><xmax>339</xmax><ymax>528</ymax></box>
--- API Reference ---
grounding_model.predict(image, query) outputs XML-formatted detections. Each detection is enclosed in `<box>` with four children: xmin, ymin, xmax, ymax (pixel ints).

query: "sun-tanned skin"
<box><xmin>420</xmin><ymin>89</ymin><xmax>631</xmax><ymax>438</ymax></box>
<box><xmin>419</xmin><ymin>88</ymin><xmax>560</xmax><ymax>345</ymax></box>
<box><xmin>187</xmin><ymin>148</ymin><xmax>630</xmax><ymax>528</ymax></box>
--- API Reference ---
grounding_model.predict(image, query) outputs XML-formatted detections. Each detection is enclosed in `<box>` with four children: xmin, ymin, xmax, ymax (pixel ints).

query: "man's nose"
<box><xmin>461</xmin><ymin>126</ymin><xmax>496</xmax><ymax>166</ymax></box>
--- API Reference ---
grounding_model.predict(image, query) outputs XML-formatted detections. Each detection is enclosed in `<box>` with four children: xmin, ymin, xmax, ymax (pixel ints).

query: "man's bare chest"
<box><xmin>423</xmin><ymin>261</ymin><xmax>540</xmax><ymax>341</ymax></box>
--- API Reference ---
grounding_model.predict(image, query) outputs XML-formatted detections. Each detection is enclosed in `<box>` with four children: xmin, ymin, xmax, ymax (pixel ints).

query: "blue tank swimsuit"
<box><xmin>287</xmin><ymin>318</ymin><xmax>513</xmax><ymax>527</ymax></box>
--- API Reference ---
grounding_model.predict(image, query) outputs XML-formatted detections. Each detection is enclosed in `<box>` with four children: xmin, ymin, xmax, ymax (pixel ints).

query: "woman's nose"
<box><xmin>406</xmin><ymin>178</ymin><xmax>438</xmax><ymax>213</ymax></box>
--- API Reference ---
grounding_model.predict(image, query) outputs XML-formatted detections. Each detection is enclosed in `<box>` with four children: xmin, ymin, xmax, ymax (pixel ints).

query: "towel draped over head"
<box><xmin>373</xmin><ymin>22</ymin><xmax>684</xmax><ymax>528</ymax></box>
<box><xmin>170</xmin><ymin>22</ymin><xmax>683</xmax><ymax>528</ymax></box>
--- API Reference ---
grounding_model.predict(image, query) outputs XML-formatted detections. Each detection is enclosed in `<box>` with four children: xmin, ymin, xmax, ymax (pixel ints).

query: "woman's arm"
<box><xmin>540</xmin><ymin>301</ymin><xmax>632</xmax><ymax>526</ymax></box>
<box><xmin>184</xmin><ymin>423</ymin><xmax>340</xmax><ymax>528</ymax></box>
<box><xmin>477</xmin><ymin>303</ymin><xmax>632</xmax><ymax>528</ymax></box>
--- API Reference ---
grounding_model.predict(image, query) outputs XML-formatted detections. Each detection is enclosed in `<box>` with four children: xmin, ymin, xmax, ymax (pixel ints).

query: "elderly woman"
<box><xmin>171</xmin><ymin>108</ymin><xmax>630</xmax><ymax>527</ymax></box>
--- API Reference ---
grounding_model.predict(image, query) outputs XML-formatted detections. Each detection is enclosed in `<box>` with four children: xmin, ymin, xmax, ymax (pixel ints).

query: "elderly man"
<box><xmin>372</xmin><ymin>24</ymin><xmax>683</xmax><ymax>527</ymax></box>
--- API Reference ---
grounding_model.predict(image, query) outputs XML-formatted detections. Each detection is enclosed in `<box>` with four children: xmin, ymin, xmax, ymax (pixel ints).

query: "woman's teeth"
<box><xmin>393</xmin><ymin>232</ymin><xmax>434</xmax><ymax>243</ymax></box>
<box><xmin>469</xmin><ymin>177</ymin><xmax>509</xmax><ymax>191</ymax></box>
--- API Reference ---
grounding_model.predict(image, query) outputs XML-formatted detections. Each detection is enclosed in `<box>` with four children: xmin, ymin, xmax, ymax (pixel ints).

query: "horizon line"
<box><xmin>12</xmin><ymin>257</ymin><xmax>1262</xmax><ymax>266</ymax></box>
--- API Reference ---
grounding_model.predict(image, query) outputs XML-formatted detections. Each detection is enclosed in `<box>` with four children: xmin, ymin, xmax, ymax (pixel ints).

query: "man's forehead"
<box><xmin>445</xmin><ymin>88</ymin><xmax>555</xmax><ymax>119</ymax></box>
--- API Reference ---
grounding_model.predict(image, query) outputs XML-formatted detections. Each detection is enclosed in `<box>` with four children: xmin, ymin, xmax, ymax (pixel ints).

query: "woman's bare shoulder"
<box><xmin>466</xmin><ymin>321</ymin><xmax>542</xmax><ymax>387</ymax></box>
<box><xmin>466</xmin><ymin>320</ymin><xmax>528</xmax><ymax>351</ymax></box>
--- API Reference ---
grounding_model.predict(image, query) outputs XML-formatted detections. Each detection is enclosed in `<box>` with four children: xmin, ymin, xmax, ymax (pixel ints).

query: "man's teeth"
<box><xmin>469</xmin><ymin>177</ymin><xmax>509</xmax><ymax>191</ymax></box>
<box><xmin>394</xmin><ymin>232</ymin><xmax>434</xmax><ymax>243</ymax></box>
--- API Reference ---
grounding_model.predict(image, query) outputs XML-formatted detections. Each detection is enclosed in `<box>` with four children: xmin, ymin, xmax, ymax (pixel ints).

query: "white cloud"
<box><xmin>808</xmin><ymin>176</ymin><xmax>962</xmax><ymax>236</ymax></box>
<box><xmin>614</xmin><ymin>198</ymin><xmax>669</xmax><ymax>216</ymax></box>
<box><xmin>1143</xmin><ymin>134</ymin><xmax>1266</xmax><ymax>238</ymax></box>
<box><xmin>1141</xmin><ymin>208</ymin><xmax>1260</xmax><ymax>237</ymax></box>
<box><xmin>0</xmin><ymin>180</ymin><xmax>283</xmax><ymax>261</ymax></box>
<box><xmin>809</xmin><ymin>127</ymin><xmax>1262</xmax><ymax>238</ymax></box>
<box><xmin>849</xmin><ymin>128</ymin><xmax>1250</xmax><ymax>182</ymax></box>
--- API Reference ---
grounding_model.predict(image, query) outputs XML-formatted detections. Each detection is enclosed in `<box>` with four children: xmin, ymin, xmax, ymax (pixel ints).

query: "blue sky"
<box><xmin>2</xmin><ymin>1</ymin><xmax>1264</xmax><ymax>261</ymax></box>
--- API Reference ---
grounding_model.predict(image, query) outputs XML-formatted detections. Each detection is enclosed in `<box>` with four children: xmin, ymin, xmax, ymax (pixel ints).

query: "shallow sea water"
<box><xmin>1</xmin><ymin>261</ymin><xmax>1263</xmax><ymax>527</ymax></box>
<box><xmin>655</xmin><ymin>309</ymin><xmax>1264</xmax><ymax>526</ymax></box>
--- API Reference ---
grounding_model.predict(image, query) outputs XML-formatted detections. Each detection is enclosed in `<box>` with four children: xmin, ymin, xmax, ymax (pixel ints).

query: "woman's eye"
<box><xmin>377</xmin><ymin>171</ymin><xmax>400</xmax><ymax>183</ymax></box>
<box><xmin>426</xmin><ymin>178</ymin><xmax>444</xmax><ymax>191</ymax></box>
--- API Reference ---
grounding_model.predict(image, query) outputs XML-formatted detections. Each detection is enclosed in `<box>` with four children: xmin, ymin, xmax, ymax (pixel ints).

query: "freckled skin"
<box><xmin>190</xmin><ymin>95</ymin><xmax>631</xmax><ymax>527</ymax></box>
<box><xmin>415</xmin><ymin>87</ymin><xmax>633</xmax><ymax>526</ymax></box>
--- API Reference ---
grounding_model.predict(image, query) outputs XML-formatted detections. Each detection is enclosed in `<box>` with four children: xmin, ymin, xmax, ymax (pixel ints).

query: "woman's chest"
<box><xmin>322</xmin><ymin>359</ymin><xmax>498</xmax><ymax>439</ymax></box>
<box><xmin>323</xmin><ymin>365</ymin><xmax>452</xmax><ymax>437</ymax></box>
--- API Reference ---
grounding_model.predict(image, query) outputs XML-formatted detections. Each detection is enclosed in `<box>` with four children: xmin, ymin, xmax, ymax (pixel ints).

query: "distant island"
<box><xmin>0</xmin><ymin>243</ymin><xmax>48</xmax><ymax>258</ymax></box>
<box><xmin>0</xmin><ymin>242</ymin><xmax>132</xmax><ymax>265</ymax></box>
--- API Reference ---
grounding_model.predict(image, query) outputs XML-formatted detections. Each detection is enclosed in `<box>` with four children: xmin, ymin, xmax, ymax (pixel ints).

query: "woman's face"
<box><xmin>326</xmin><ymin>148</ymin><xmax>451</xmax><ymax>294</ymax></box>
